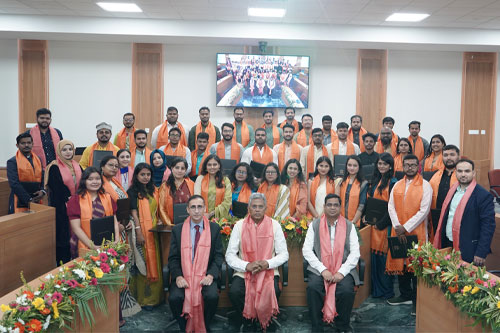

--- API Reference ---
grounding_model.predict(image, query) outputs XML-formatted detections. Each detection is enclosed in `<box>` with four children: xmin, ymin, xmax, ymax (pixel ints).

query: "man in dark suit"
<box><xmin>168</xmin><ymin>195</ymin><xmax>224</xmax><ymax>332</ymax></box>
<box><xmin>433</xmin><ymin>159</ymin><xmax>496</xmax><ymax>265</ymax></box>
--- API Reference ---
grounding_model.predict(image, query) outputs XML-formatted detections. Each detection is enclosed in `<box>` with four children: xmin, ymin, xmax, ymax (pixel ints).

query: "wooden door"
<box><xmin>460</xmin><ymin>52</ymin><xmax>497</xmax><ymax>189</ymax></box>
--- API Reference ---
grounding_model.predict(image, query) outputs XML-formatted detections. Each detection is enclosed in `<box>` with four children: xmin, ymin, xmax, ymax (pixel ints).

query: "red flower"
<box><xmin>296</xmin><ymin>228</ymin><xmax>302</xmax><ymax>235</ymax></box>
<box><xmin>448</xmin><ymin>284</ymin><xmax>458</xmax><ymax>293</ymax></box>
<box><xmin>14</xmin><ymin>322</ymin><xmax>25</xmax><ymax>333</ymax></box>
<box><xmin>120</xmin><ymin>255</ymin><xmax>129</xmax><ymax>264</ymax></box>
<box><xmin>100</xmin><ymin>263</ymin><xmax>111</xmax><ymax>273</ymax></box>
<box><xmin>107</xmin><ymin>248</ymin><xmax>118</xmax><ymax>256</ymax></box>
<box><xmin>89</xmin><ymin>278</ymin><xmax>98</xmax><ymax>286</ymax></box>
<box><xmin>99</xmin><ymin>252</ymin><xmax>109</xmax><ymax>262</ymax></box>
<box><xmin>23</xmin><ymin>290</ymin><xmax>35</xmax><ymax>300</ymax></box>
<box><xmin>9</xmin><ymin>302</ymin><xmax>17</xmax><ymax>308</ymax></box>
<box><xmin>418</xmin><ymin>257</ymin><xmax>423</xmax><ymax>265</ymax></box>
<box><xmin>40</xmin><ymin>307</ymin><xmax>51</xmax><ymax>315</ymax></box>
<box><xmin>475</xmin><ymin>278</ymin><xmax>483</xmax><ymax>285</ymax></box>
<box><xmin>27</xmin><ymin>319</ymin><xmax>42</xmax><ymax>332</ymax></box>
<box><xmin>40</xmin><ymin>283</ymin><xmax>45</xmax><ymax>290</ymax></box>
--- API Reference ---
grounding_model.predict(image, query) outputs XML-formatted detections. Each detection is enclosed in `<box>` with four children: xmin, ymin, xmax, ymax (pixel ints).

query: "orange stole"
<box><xmin>79</xmin><ymin>192</ymin><xmax>114</xmax><ymax>250</ymax></box>
<box><xmin>14</xmin><ymin>151</ymin><xmax>42</xmax><ymax>213</ymax></box>
<box><xmin>370</xmin><ymin>182</ymin><xmax>390</xmax><ymax>254</ymax></box>
<box><xmin>296</xmin><ymin>129</ymin><xmax>312</xmax><ymax>147</ymax></box>
<box><xmin>190</xmin><ymin>150</ymin><xmax>207</xmax><ymax>177</ymax></box>
<box><xmin>306</xmin><ymin>144</ymin><xmax>328</xmax><ymax>176</ymax></box>
<box><xmin>289</xmin><ymin>181</ymin><xmax>307</xmax><ymax>218</ymax></box>
<box><xmin>428</xmin><ymin>169</ymin><xmax>458</xmax><ymax>209</ymax></box>
<box><xmin>330</xmin><ymin>140</ymin><xmax>355</xmax><ymax>156</ymax></box>
<box><xmin>309</xmin><ymin>176</ymin><xmax>335</xmax><ymax>210</ymax></box>
<box><xmin>277</xmin><ymin>142</ymin><xmax>301</xmax><ymax>171</ymax></box>
<box><xmin>88</xmin><ymin>142</ymin><xmax>118</xmax><ymax>167</ymax></box>
<box><xmin>195</xmin><ymin>121</ymin><xmax>216</xmax><ymax>150</ymax></box>
<box><xmin>137</xmin><ymin>195</ymin><xmax>160</xmax><ymax>281</ymax></box>
<box><xmin>386</xmin><ymin>174</ymin><xmax>426</xmax><ymax>274</ymax></box>
<box><xmin>252</xmin><ymin>145</ymin><xmax>274</xmax><ymax>165</ymax></box>
<box><xmin>102</xmin><ymin>177</ymin><xmax>127</xmax><ymax>202</ymax></box>
<box><xmin>236</xmin><ymin>182</ymin><xmax>252</xmax><ymax>203</ymax></box>
<box><xmin>233</xmin><ymin>121</ymin><xmax>250</xmax><ymax>147</ymax></box>
<box><xmin>200</xmin><ymin>175</ymin><xmax>225</xmax><ymax>213</ymax></box>
<box><xmin>158</xmin><ymin>179</ymin><xmax>194</xmax><ymax>225</ymax></box>
<box><xmin>409</xmin><ymin>135</ymin><xmax>425</xmax><ymax>161</ymax></box>
<box><xmin>115</xmin><ymin>127</ymin><xmax>136</xmax><ymax>150</ymax></box>
<box><xmin>156</xmin><ymin>122</ymin><xmax>187</xmax><ymax>148</ymax></box>
<box><xmin>393</xmin><ymin>154</ymin><xmax>404</xmax><ymax>172</ymax></box>
<box><xmin>163</xmin><ymin>143</ymin><xmax>186</xmax><ymax>157</ymax></box>
<box><xmin>279</xmin><ymin>119</ymin><xmax>300</xmax><ymax>134</ymax></box>
<box><xmin>130</xmin><ymin>147</ymin><xmax>152</xmax><ymax>166</ymax></box>
<box><xmin>348</xmin><ymin>127</ymin><xmax>367</xmax><ymax>152</ymax></box>
<box><xmin>216</xmin><ymin>140</ymin><xmax>241</xmax><ymax>162</ymax></box>
<box><xmin>258</xmin><ymin>182</ymin><xmax>280</xmax><ymax>217</ymax></box>
<box><xmin>339</xmin><ymin>179</ymin><xmax>361</xmax><ymax>222</ymax></box>
<box><xmin>423</xmin><ymin>152</ymin><xmax>444</xmax><ymax>172</ymax></box>
<box><xmin>375</xmin><ymin>137</ymin><xmax>397</xmax><ymax>157</ymax></box>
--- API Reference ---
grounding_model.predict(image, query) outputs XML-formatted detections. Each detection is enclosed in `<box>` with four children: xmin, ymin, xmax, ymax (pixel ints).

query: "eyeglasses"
<box><xmin>106</xmin><ymin>164</ymin><xmax>119</xmax><ymax>169</ymax></box>
<box><xmin>169</xmin><ymin>133</ymin><xmax>180</xmax><ymax>138</ymax></box>
<box><xmin>236</xmin><ymin>170</ymin><xmax>247</xmax><ymax>175</ymax></box>
<box><xmin>325</xmin><ymin>203</ymin><xmax>340</xmax><ymax>208</ymax></box>
<box><xmin>266</xmin><ymin>170</ymin><xmax>277</xmax><ymax>175</ymax></box>
<box><xmin>403</xmin><ymin>164</ymin><xmax>419</xmax><ymax>169</ymax></box>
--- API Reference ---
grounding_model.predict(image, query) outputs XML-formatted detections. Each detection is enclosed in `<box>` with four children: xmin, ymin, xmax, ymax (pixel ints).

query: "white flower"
<box><xmin>59</xmin><ymin>268</ymin><xmax>63</xmax><ymax>272</ymax></box>
<box><xmin>483</xmin><ymin>274</ymin><xmax>489</xmax><ymax>279</ymax></box>
<box><xmin>34</xmin><ymin>291</ymin><xmax>40</xmax><ymax>296</ymax></box>
<box><xmin>54</xmin><ymin>285</ymin><xmax>61</xmax><ymax>289</ymax></box>
<box><xmin>43</xmin><ymin>315</ymin><xmax>51</xmax><ymax>330</ymax></box>
<box><xmin>45</xmin><ymin>274</ymin><xmax>54</xmax><ymax>280</ymax></box>
<box><xmin>17</xmin><ymin>319</ymin><xmax>24</xmax><ymax>325</ymax></box>
<box><xmin>62</xmin><ymin>287</ymin><xmax>68</xmax><ymax>291</ymax></box>
<box><xmin>435</xmin><ymin>266</ymin><xmax>441</xmax><ymax>272</ymax></box>
<box><xmin>0</xmin><ymin>325</ymin><xmax>7</xmax><ymax>333</ymax></box>
<box><xmin>9</xmin><ymin>328</ymin><xmax>20</xmax><ymax>333</ymax></box>
<box><xmin>119</xmin><ymin>264</ymin><xmax>125</xmax><ymax>272</ymax></box>
<box><xmin>96</xmin><ymin>261</ymin><xmax>101</xmax><ymax>266</ymax></box>
<box><xmin>73</xmin><ymin>269</ymin><xmax>86</xmax><ymax>280</ymax></box>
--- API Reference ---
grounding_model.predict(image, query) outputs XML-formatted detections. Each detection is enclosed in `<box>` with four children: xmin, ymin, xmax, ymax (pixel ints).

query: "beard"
<box><xmin>381</xmin><ymin>137</ymin><xmax>392</xmax><ymax>145</ymax></box>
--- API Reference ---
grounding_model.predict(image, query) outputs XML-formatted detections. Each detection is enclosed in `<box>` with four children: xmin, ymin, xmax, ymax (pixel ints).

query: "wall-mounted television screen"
<box><xmin>216</xmin><ymin>53</ymin><xmax>310</xmax><ymax>108</ymax></box>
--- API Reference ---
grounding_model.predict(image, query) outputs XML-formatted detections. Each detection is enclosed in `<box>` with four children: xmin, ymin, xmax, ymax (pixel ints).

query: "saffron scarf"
<box><xmin>130</xmin><ymin>147</ymin><xmax>152</xmax><ymax>166</ymax></box>
<box><xmin>429</xmin><ymin>169</ymin><xmax>458</xmax><ymax>209</ymax></box>
<box><xmin>30</xmin><ymin>125</ymin><xmax>60</xmax><ymax>168</ymax></box>
<box><xmin>289</xmin><ymin>181</ymin><xmax>307</xmax><ymax>218</ymax></box>
<box><xmin>79</xmin><ymin>192</ymin><xmax>114</xmax><ymax>250</ymax></box>
<box><xmin>156</xmin><ymin>121</ymin><xmax>187</xmax><ymax>148</ymax></box>
<box><xmin>44</xmin><ymin>140</ymin><xmax>81</xmax><ymax>197</ymax></box>
<box><xmin>236</xmin><ymin>182</ymin><xmax>252</xmax><ymax>203</ymax></box>
<box><xmin>14</xmin><ymin>150</ymin><xmax>43</xmax><ymax>212</ymax></box>
<box><xmin>88</xmin><ymin>142</ymin><xmax>117</xmax><ymax>167</ymax></box>
<box><xmin>277</xmin><ymin>142</ymin><xmax>301</xmax><ymax>171</ymax></box>
<box><xmin>433</xmin><ymin>180</ymin><xmax>477</xmax><ymax>253</ymax></box>
<box><xmin>163</xmin><ymin>143</ymin><xmax>186</xmax><ymax>158</ymax></box>
<box><xmin>241</xmin><ymin>215</ymin><xmax>279</xmax><ymax>329</ymax></box>
<box><xmin>339</xmin><ymin>179</ymin><xmax>361</xmax><ymax>222</ymax></box>
<box><xmin>386</xmin><ymin>174</ymin><xmax>426</xmax><ymax>274</ymax></box>
<box><xmin>370</xmin><ymin>181</ymin><xmax>390</xmax><ymax>254</ymax></box>
<box><xmin>200</xmin><ymin>175</ymin><xmax>225</xmax><ymax>213</ymax></box>
<box><xmin>258</xmin><ymin>181</ymin><xmax>280</xmax><ymax>217</ymax></box>
<box><xmin>158</xmin><ymin>179</ymin><xmax>194</xmax><ymax>225</ymax></box>
<box><xmin>195</xmin><ymin>121</ymin><xmax>216</xmax><ymax>150</ymax></box>
<box><xmin>137</xmin><ymin>194</ymin><xmax>160</xmax><ymax>281</ymax></box>
<box><xmin>296</xmin><ymin>129</ymin><xmax>312</xmax><ymax>147</ymax></box>
<box><xmin>409</xmin><ymin>135</ymin><xmax>425</xmax><ymax>161</ymax></box>
<box><xmin>115</xmin><ymin>127</ymin><xmax>136</xmax><ymax>150</ymax></box>
<box><xmin>306</xmin><ymin>144</ymin><xmax>328</xmax><ymax>176</ymax></box>
<box><xmin>375</xmin><ymin>135</ymin><xmax>398</xmax><ymax>157</ymax></box>
<box><xmin>190</xmin><ymin>150</ymin><xmax>208</xmax><ymax>177</ymax></box>
<box><xmin>233</xmin><ymin>121</ymin><xmax>250</xmax><ymax>147</ymax></box>
<box><xmin>348</xmin><ymin>127</ymin><xmax>367</xmax><ymax>152</ymax></box>
<box><xmin>279</xmin><ymin>119</ymin><xmax>300</xmax><ymax>134</ymax></box>
<box><xmin>393</xmin><ymin>154</ymin><xmax>404</xmax><ymax>172</ymax></box>
<box><xmin>309</xmin><ymin>176</ymin><xmax>335</xmax><ymax>210</ymax></box>
<box><xmin>252</xmin><ymin>145</ymin><xmax>274</xmax><ymax>165</ymax></box>
<box><xmin>102</xmin><ymin>177</ymin><xmax>128</xmax><ymax>202</ymax></box>
<box><xmin>329</xmin><ymin>140</ymin><xmax>355</xmax><ymax>156</ymax></box>
<box><xmin>180</xmin><ymin>216</ymin><xmax>211</xmax><ymax>333</ymax></box>
<box><xmin>423</xmin><ymin>152</ymin><xmax>444</xmax><ymax>172</ymax></box>
<box><xmin>319</xmin><ymin>214</ymin><xmax>347</xmax><ymax>323</ymax></box>
<box><xmin>216</xmin><ymin>140</ymin><xmax>241</xmax><ymax>162</ymax></box>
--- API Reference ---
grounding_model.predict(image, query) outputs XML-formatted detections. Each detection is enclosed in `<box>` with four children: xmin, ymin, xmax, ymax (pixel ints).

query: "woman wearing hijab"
<box><xmin>150</xmin><ymin>149</ymin><xmax>171</xmax><ymax>188</ymax></box>
<box><xmin>45</xmin><ymin>139</ymin><xmax>82</xmax><ymax>264</ymax></box>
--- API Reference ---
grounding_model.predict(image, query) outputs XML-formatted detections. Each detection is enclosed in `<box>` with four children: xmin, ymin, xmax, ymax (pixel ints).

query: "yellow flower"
<box><xmin>52</xmin><ymin>301</ymin><xmax>59</xmax><ymax>319</ymax></box>
<box><xmin>285</xmin><ymin>223</ymin><xmax>295</xmax><ymax>230</ymax></box>
<box><xmin>462</xmin><ymin>285</ymin><xmax>472</xmax><ymax>295</ymax></box>
<box><xmin>85</xmin><ymin>271</ymin><xmax>91</xmax><ymax>280</ymax></box>
<box><xmin>471</xmin><ymin>286</ymin><xmax>480</xmax><ymax>295</ymax></box>
<box><xmin>0</xmin><ymin>304</ymin><xmax>11</xmax><ymax>312</ymax></box>
<box><xmin>32</xmin><ymin>297</ymin><xmax>45</xmax><ymax>310</ymax></box>
<box><xmin>300</xmin><ymin>219</ymin><xmax>308</xmax><ymax>230</ymax></box>
<box><xmin>93</xmin><ymin>267</ymin><xmax>104</xmax><ymax>279</ymax></box>
<box><xmin>497</xmin><ymin>301</ymin><xmax>500</xmax><ymax>309</ymax></box>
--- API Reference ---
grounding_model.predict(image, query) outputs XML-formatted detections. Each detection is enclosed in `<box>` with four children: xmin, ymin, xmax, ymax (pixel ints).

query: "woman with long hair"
<box><xmin>127</xmin><ymin>163</ymin><xmax>163</xmax><ymax>308</ymax></box>
<box><xmin>44</xmin><ymin>139</ymin><xmax>82</xmax><ymax>264</ymax></box>
<box><xmin>158</xmin><ymin>157</ymin><xmax>195</xmax><ymax>225</ymax></box>
<box><xmin>335</xmin><ymin>155</ymin><xmax>368</xmax><ymax>227</ymax></box>
<box><xmin>229</xmin><ymin>162</ymin><xmax>256</xmax><ymax>204</ymax></box>
<box><xmin>194</xmin><ymin>154</ymin><xmax>232</xmax><ymax>219</ymax></box>
<box><xmin>364</xmin><ymin>153</ymin><xmax>397</xmax><ymax>300</ymax></box>
<box><xmin>115</xmin><ymin>149</ymin><xmax>133</xmax><ymax>191</ymax></box>
<box><xmin>307</xmin><ymin>156</ymin><xmax>335</xmax><ymax>218</ymax></box>
<box><xmin>150</xmin><ymin>149</ymin><xmax>171</xmax><ymax>188</ymax></box>
<box><xmin>422</xmin><ymin>134</ymin><xmax>446</xmax><ymax>172</ymax></box>
<box><xmin>101</xmin><ymin>155</ymin><xmax>128</xmax><ymax>203</ymax></box>
<box><xmin>257</xmin><ymin>162</ymin><xmax>290</xmax><ymax>219</ymax></box>
<box><xmin>281</xmin><ymin>159</ymin><xmax>308</xmax><ymax>219</ymax></box>
<box><xmin>393</xmin><ymin>138</ymin><xmax>413</xmax><ymax>172</ymax></box>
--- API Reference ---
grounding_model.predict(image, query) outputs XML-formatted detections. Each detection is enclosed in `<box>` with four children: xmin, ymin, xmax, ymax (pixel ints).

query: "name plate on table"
<box><xmin>92</xmin><ymin>150</ymin><xmax>113</xmax><ymax>168</ymax></box>
<box><xmin>221</xmin><ymin>159</ymin><xmax>237</xmax><ymax>177</ymax></box>
<box><xmin>334</xmin><ymin>155</ymin><xmax>349</xmax><ymax>177</ymax></box>
<box><xmin>388</xmin><ymin>235</ymin><xmax>418</xmax><ymax>259</ymax></box>
<box><xmin>364</xmin><ymin>197</ymin><xmax>388</xmax><ymax>225</ymax></box>
<box><xmin>173</xmin><ymin>203</ymin><xmax>188</xmax><ymax>224</ymax></box>
<box><xmin>90</xmin><ymin>216</ymin><xmax>114</xmax><ymax>246</ymax></box>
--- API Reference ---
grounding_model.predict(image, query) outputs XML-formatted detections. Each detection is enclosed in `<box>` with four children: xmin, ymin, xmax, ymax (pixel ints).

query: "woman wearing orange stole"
<box><xmin>257</xmin><ymin>163</ymin><xmax>290</xmax><ymax>219</ymax></box>
<box><xmin>158</xmin><ymin>157</ymin><xmax>194</xmax><ymax>225</ymax></box>
<box><xmin>127</xmin><ymin>163</ymin><xmax>163</xmax><ymax>308</ymax></box>
<box><xmin>422</xmin><ymin>134</ymin><xmax>446</xmax><ymax>172</ymax></box>
<box><xmin>194</xmin><ymin>154</ymin><xmax>232</xmax><ymax>219</ymax></box>
<box><xmin>307</xmin><ymin>156</ymin><xmax>335</xmax><ymax>218</ymax></box>
<box><xmin>229</xmin><ymin>162</ymin><xmax>256</xmax><ymax>205</ymax></box>
<box><xmin>335</xmin><ymin>155</ymin><xmax>368</xmax><ymax>227</ymax></box>
<box><xmin>281</xmin><ymin>159</ymin><xmax>308</xmax><ymax>219</ymax></box>
<box><xmin>363</xmin><ymin>153</ymin><xmax>397</xmax><ymax>299</ymax></box>
<box><xmin>393</xmin><ymin>138</ymin><xmax>413</xmax><ymax>172</ymax></box>
<box><xmin>115</xmin><ymin>149</ymin><xmax>133</xmax><ymax>191</ymax></box>
<box><xmin>101</xmin><ymin>156</ymin><xmax>128</xmax><ymax>203</ymax></box>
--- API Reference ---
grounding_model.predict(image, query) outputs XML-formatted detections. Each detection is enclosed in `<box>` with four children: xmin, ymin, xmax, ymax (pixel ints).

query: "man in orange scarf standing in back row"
<box><xmin>188</xmin><ymin>106</ymin><xmax>221</xmax><ymax>151</ymax></box>
<box><xmin>27</xmin><ymin>108</ymin><xmax>63</xmax><ymax>169</ymax></box>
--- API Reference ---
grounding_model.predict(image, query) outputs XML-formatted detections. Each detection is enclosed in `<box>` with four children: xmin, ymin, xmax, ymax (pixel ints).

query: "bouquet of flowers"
<box><xmin>277</xmin><ymin>215</ymin><xmax>311</xmax><ymax>248</ymax></box>
<box><xmin>211</xmin><ymin>216</ymin><xmax>239</xmax><ymax>251</ymax></box>
<box><xmin>0</xmin><ymin>241</ymin><xmax>129</xmax><ymax>332</ymax></box>
<box><xmin>408</xmin><ymin>242</ymin><xmax>500</xmax><ymax>331</ymax></box>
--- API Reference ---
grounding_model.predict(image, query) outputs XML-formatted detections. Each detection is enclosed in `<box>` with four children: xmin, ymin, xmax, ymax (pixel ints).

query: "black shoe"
<box><xmin>141</xmin><ymin>305</ymin><xmax>154</xmax><ymax>311</ymax></box>
<box><xmin>240</xmin><ymin>321</ymin><xmax>256</xmax><ymax>332</ymax></box>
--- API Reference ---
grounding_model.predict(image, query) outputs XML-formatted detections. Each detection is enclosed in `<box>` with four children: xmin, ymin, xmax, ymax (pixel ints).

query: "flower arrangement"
<box><xmin>408</xmin><ymin>242</ymin><xmax>500</xmax><ymax>331</ymax></box>
<box><xmin>0</xmin><ymin>241</ymin><xmax>129</xmax><ymax>332</ymax></box>
<box><xmin>212</xmin><ymin>216</ymin><xmax>239</xmax><ymax>251</ymax></box>
<box><xmin>277</xmin><ymin>216</ymin><xmax>310</xmax><ymax>248</ymax></box>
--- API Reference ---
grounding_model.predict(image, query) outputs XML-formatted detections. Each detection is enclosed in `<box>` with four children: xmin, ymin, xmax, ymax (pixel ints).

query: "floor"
<box><xmin>120</xmin><ymin>293</ymin><xmax>415</xmax><ymax>332</ymax></box>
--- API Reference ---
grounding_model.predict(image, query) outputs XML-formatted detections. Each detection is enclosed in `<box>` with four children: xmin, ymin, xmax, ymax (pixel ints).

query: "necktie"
<box><xmin>193</xmin><ymin>225</ymin><xmax>201</xmax><ymax>257</ymax></box>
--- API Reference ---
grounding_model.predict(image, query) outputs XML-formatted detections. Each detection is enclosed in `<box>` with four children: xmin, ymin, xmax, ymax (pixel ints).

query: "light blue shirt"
<box><xmin>134</xmin><ymin>149</ymin><xmax>146</xmax><ymax>167</ymax></box>
<box><xmin>196</xmin><ymin>152</ymin><xmax>205</xmax><ymax>175</ymax></box>
<box><xmin>446</xmin><ymin>186</ymin><xmax>467</xmax><ymax>241</ymax></box>
<box><xmin>190</xmin><ymin>219</ymin><xmax>204</xmax><ymax>260</ymax></box>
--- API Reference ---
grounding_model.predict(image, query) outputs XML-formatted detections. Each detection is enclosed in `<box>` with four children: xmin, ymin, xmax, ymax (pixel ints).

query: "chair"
<box><xmin>488</xmin><ymin>169</ymin><xmax>500</xmax><ymax>204</ymax></box>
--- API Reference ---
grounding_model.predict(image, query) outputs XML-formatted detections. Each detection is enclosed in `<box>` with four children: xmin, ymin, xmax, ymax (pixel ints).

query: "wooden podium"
<box><xmin>0</xmin><ymin>177</ymin><xmax>10</xmax><ymax>216</ymax></box>
<box><xmin>0</xmin><ymin>203</ymin><xmax>56</xmax><ymax>297</ymax></box>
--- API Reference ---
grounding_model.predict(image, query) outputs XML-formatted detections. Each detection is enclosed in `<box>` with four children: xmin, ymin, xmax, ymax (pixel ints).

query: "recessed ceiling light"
<box><xmin>96</xmin><ymin>2</ymin><xmax>142</xmax><ymax>13</ymax></box>
<box><xmin>385</xmin><ymin>13</ymin><xmax>429</xmax><ymax>22</ymax></box>
<box><xmin>248</xmin><ymin>7</ymin><xmax>286</xmax><ymax>18</ymax></box>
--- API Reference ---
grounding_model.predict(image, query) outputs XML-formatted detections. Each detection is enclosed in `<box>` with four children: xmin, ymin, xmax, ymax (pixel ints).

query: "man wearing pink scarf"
<box><xmin>27</xmin><ymin>108</ymin><xmax>63</xmax><ymax>169</ymax></box>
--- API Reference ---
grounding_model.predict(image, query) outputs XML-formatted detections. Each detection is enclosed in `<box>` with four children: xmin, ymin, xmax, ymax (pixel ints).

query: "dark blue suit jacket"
<box><xmin>440</xmin><ymin>184</ymin><xmax>496</xmax><ymax>263</ymax></box>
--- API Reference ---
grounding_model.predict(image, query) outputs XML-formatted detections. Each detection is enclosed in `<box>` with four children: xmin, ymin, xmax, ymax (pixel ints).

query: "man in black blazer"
<box><xmin>434</xmin><ymin>159</ymin><xmax>496</xmax><ymax>265</ymax></box>
<box><xmin>168</xmin><ymin>195</ymin><xmax>224</xmax><ymax>332</ymax></box>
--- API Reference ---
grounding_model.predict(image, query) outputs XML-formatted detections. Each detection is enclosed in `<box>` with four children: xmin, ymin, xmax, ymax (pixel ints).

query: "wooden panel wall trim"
<box><xmin>356</xmin><ymin>49</ymin><xmax>388</xmax><ymax>134</ymax></box>
<box><xmin>132</xmin><ymin>43</ymin><xmax>163</xmax><ymax>146</ymax></box>
<box><xmin>459</xmin><ymin>52</ymin><xmax>497</xmax><ymax>188</ymax></box>
<box><xmin>18</xmin><ymin>40</ymin><xmax>49</xmax><ymax>133</ymax></box>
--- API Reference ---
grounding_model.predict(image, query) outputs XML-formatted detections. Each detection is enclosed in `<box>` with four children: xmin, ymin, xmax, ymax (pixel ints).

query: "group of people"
<box><xmin>6</xmin><ymin>105</ymin><xmax>496</xmax><ymax>332</ymax></box>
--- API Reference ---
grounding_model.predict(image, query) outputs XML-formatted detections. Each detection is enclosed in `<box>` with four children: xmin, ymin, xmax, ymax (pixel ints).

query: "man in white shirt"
<box><xmin>151</xmin><ymin>106</ymin><xmax>187</xmax><ymax>148</ymax></box>
<box><xmin>302</xmin><ymin>193</ymin><xmax>360</xmax><ymax>333</ymax></box>
<box><xmin>226</xmin><ymin>193</ymin><xmax>289</xmax><ymax>331</ymax></box>
<box><xmin>209</xmin><ymin>122</ymin><xmax>244</xmax><ymax>162</ymax></box>
<box><xmin>159</xmin><ymin>128</ymin><xmax>192</xmax><ymax>175</ymax></box>
<box><xmin>241</xmin><ymin>128</ymin><xmax>278</xmax><ymax>166</ymax></box>
<box><xmin>327</xmin><ymin>122</ymin><xmax>361</xmax><ymax>162</ymax></box>
<box><xmin>273</xmin><ymin>124</ymin><xmax>302</xmax><ymax>171</ymax></box>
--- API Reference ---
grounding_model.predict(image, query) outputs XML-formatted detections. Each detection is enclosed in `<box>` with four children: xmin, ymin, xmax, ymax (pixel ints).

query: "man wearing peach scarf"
<box><xmin>168</xmin><ymin>195</ymin><xmax>223</xmax><ymax>332</ymax></box>
<box><xmin>226</xmin><ymin>193</ymin><xmax>289</xmax><ymax>331</ymax></box>
<box><xmin>302</xmin><ymin>194</ymin><xmax>360</xmax><ymax>333</ymax></box>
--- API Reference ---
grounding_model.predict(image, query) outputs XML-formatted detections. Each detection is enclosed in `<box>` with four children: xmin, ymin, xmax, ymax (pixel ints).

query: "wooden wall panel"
<box><xmin>18</xmin><ymin>40</ymin><xmax>49</xmax><ymax>133</ymax></box>
<box><xmin>132</xmin><ymin>43</ymin><xmax>163</xmax><ymax>146</ymax></box>
<box><xmin>460</xmin><ymin>52</ymin><xmax>497</xmax><ymax>189</ymax></box>
<box><xmin>356</xmin><ymin>50</ymin><xmax>387</xmax><ymax>134</ymax></box>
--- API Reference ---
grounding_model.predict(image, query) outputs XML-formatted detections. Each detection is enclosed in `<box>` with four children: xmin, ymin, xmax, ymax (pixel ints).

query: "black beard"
<box><xmin>381</xmin><ymin>138</ymin><xmax>392</xmax><ymax>145</ymax></box>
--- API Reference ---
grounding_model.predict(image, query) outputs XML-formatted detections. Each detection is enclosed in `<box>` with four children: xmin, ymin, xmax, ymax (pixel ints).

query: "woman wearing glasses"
<box><xmin>257</xmin><ymin>162</ymin><xmax>290</xmax><ymax>219</ymax></box>
<box><xmin>229</xmin><ymin>162</ymin><xmax>256</xmax><ymax>205</ymax></box>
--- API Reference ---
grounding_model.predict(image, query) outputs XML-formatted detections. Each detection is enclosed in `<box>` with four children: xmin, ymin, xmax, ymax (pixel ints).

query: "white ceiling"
<box><xmin>3</xmin><ymin>0</ymin><xmax>500</xmax><ymax>30</ymax></box>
